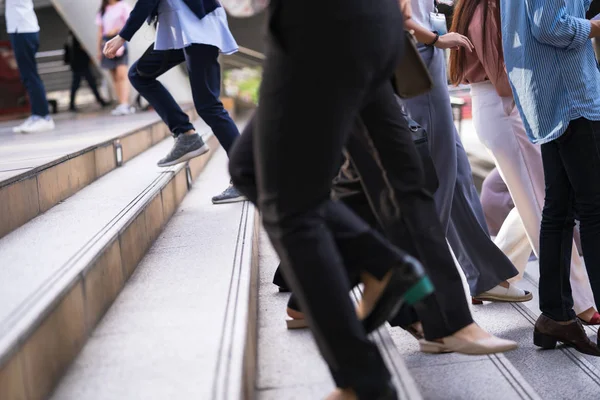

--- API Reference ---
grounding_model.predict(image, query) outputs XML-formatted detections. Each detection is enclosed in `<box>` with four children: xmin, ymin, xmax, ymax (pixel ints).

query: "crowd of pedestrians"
<box><xmin>7</xmin><ymin>0</ymin><xmax>600</xmax><ymax>398</ymax></box>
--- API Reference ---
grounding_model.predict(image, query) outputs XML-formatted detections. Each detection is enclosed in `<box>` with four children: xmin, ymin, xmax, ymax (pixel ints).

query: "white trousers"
<box><xmin>471</xmin><ymin>81</ymin><xmax>595</xmax><ymax>314</ymax></box>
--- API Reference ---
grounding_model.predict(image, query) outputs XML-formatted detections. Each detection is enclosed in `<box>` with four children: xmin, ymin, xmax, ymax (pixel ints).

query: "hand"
<box><xmin>103</xmin><ymin>36</ymin><xmax>126</xmax><ymax>59</ymax></box>
<box><xmin>399</xmin><ymin>0</ymin><xmax>412</xmax><ymax>20</ymax></box>
<box><xmin>591</xmin><ymin>20</ymin><xmax>600</xmax><ymax>38</ymax></box>
<box><xmin>435</xmin><ymin>32</ymin><xmax>474</xmax><ymax>51</ymax></box>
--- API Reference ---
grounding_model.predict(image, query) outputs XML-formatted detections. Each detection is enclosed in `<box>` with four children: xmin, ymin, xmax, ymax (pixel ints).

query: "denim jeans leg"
<box><xmin>128</xmin><ymin>44</ymin><xmax>194</xmax><ymax>135</ymax></box>
<box><xmin>10</xmin><ymin>32</ymin><xmax>50</xmax><ymax>117</ymax></box>
<box><xmin>184</xmin><ymin>44</ymin><xmax>240</xmax><ymax>155</ymax></box>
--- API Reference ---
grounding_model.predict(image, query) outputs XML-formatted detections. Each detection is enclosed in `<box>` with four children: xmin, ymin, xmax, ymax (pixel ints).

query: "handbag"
<box><xmin>396</xmin><ymin>96</ymin><xmax>439</xmax><ymax>194</ymax></box>
<box><xmin>392</xmin><ymin>31</ymin><xmax>434</xmax><ymax>99</ymax></box>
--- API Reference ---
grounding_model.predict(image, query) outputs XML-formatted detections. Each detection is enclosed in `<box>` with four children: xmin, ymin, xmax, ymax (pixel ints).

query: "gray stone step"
<box><xmin>0</xmin><ymin>107</ymin><xmax>198</xmax><ymax>239</ymax></box>
<box><xmin>50</xmin><ymin>149</ymin><xmax>257</xmax><ymax>400</ymax></box>
<box><xmin>0</xmin><ymin>130</ymin><xmax>218</xmax><ymax>400</ymax></box>
<box><xmin>254</xmin><ymin>230</ymin><xmax>422</xmax><ymax>400</ymax></box>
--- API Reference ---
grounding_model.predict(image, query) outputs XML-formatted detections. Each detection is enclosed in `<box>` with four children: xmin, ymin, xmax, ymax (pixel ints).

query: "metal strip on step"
<box><xmin>212</xmin><ymin>201</ymin><xmax>255</xmax><ymax>400</ymax></box>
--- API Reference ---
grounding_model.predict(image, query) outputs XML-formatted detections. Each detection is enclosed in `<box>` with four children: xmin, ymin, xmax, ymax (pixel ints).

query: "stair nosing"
<box><xmin>0</xmin><ymin>133</ymin><xmax>215</xmax><ymax>368</ymax></box>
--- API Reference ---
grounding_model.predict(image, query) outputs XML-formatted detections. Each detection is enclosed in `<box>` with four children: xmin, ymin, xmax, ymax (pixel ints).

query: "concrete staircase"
<box><xmin>4</xmin><ymin>110</ymin><xmax>600</xmax><ymax>400</ymax></box>
<box><xmin>0</xmin><ymin>109</ymin><xmax>222</xmax><ymax>400</ymax></box>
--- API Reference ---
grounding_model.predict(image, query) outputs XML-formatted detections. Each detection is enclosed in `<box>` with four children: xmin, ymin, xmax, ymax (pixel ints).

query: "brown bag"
<box><xmin>392</xmin><ymin>31</ymin><xmax>434</xmax><ymax>99</ymax></box>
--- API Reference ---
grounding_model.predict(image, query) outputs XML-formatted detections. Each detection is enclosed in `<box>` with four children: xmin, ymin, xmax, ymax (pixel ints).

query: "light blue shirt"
<box><xmin>155</xmin><ymin>0</ymin><xmax>238</xmax><ymax>54</ymax></box>
<box><xmin>500</xmin><ymin>0</ymin><xmax>600</xmax><ymax>144</ymax></box>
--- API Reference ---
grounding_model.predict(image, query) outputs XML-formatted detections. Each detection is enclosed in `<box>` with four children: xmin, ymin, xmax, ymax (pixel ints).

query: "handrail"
<box><xmin>237</xmin><ymin>46</ymin><xmax>265</xmax><ymax>61</ymax></box>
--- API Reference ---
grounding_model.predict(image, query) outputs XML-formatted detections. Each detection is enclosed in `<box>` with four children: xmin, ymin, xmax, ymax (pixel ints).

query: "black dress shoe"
<box><xmin>361</xmin><ymin>255</ymin><xmax>433</xmax><ymax>334</ymax></box>
<box><xmin>534</xmin><ymin>314</ymin><xmax>600</xmax><ymax>356</ymax></box>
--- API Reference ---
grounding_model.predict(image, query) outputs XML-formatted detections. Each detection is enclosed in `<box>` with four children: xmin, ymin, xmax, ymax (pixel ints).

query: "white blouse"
<box><xmin>155</xmin><ymin>0</ymin><xmax>238</xmax><ymax>54</ymax></box>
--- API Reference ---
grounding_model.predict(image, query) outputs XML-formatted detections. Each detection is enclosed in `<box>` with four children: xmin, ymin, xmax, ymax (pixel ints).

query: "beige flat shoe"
<box><xmin>419</xmin><ymin>336</ymin><xmax>518</xmax><ymax>355</ymax></box>
<box><xmin>285</xmin><ymin>318</ymin><xmax>308</xmax><ymax>329</ymax></box>
<box><xmin>473</xmin><ymin>284</ymin><xmax>533</xmax><ymax>303</ymax></box>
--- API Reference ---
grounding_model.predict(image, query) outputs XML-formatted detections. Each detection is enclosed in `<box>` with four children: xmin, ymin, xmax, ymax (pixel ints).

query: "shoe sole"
<box><xmin>211</xmin><ymin>195</ymin><xmax>247</xmax><ymax>205</ymax></box>
<box><xmin>418</xmin><ymin>340</ymin><xmax>454</xmax><ymax>354</ymax></box>
<box><xmin>286</xmin><ymin>318</ymin><xmax>308</xmax><ymax>330</ymax></box>
<box><xmin>21</xmin><ymin>125</ymin><xmax>55</xmax><ymax>134</ymax></box>
<box><xmin>473</xmin><ymin>292</ymin><xmax>533</xmax><ymax>303</ymax></box>
<box><xmin>157</xmin><ymin>144</ymin><xmax>210</xmax><ymax>167</ymax></box>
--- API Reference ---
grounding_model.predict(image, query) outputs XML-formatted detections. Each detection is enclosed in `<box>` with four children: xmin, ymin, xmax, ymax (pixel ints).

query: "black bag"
<box><xmin>397</xmin><ymin>97</ymin><xmax>439</xmax><ymax>194</ymax></box>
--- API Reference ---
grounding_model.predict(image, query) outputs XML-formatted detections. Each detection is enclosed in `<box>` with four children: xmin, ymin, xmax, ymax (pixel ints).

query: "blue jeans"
<box><xmin>9</xmin><ymin>32</ymin><xmax>50</xmax><ymax>117</ymax></box>
<box><xmin>540</xmin><ymin>118</ymin><xmax>600</xmax><ymax>321</ymax></box>
<box><xmin>129</xmin><ymin>43</ymin><xmax>239</xmax><ymax>155</ymax></box>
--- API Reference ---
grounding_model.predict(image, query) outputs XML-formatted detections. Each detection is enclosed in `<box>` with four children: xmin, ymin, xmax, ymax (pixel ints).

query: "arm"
<box><xmin>526</xmin><ymin>0</ymin><xmax>599</xmax><ymax>49</ymax></box>
<box><xmin>405</xmin><ymin>17</ymin><xmax>474</xmax><ymax>51</ymax></box>
<box><xmin>97</xmin><ymin>25</ymin><xmax>104</xmax><ymax>62</ymax></box>
<box><xmin>118</xmin><ymin>0</ymin><xmax>160</xmax><ymax>42</ymax></box>
<box><xmin>404</xmin><ymin>18</ymin><xmax>439</xmax><ymax>45</ymax></box>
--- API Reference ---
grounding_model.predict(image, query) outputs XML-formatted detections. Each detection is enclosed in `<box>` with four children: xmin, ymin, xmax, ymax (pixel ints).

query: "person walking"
<box><xmin>501</xmin><ymin>0</ymin><xmax>600</xmax><ymax>355</ymax></box>
<box><xmin>260</xmin><ymin>101</ymin><xmax>518</xmax><ymax>355</ymax></box>
<box><xmin>97</xmin><ymin>0</ymin><xmax>135</xmax><ymax>116</ymax></box>
<box><xmin>403</xmin><ymin>0</ymin><xmax>530</xmax><ymax>304</ymax></box>
<box><xmin>65</xmin><ymin>31</ymin><xmax>109</xmax><ymax>112</ymax></box>
<box><xmin>448</xmin><ymin>0</ymin><xmax>600</xmax><ymax>325</ymax></box>
<box><xmin>5</xmin><ymin>0</ymin><xmax>54</xmax><ymax>133</ymax></box>
<box><xmin>103</xmin><ymin>0</ymin><xmax>245</xmax><ymax>204</ymax></box>
<box><xmin>228</xmin><ymin>0</ymin><xmax>438</xmax><ymax>398</ymax></box>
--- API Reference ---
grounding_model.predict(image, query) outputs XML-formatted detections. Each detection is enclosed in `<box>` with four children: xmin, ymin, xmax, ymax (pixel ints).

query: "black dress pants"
<box><xmin>273</xmin><ymin>90</ymin><xmax>473</xmax><ymax>341</ymax></box>
<box><xmin>229</xmin><ymin>0</ymin><xmax>409</xmax><ymax>395</ymax></box>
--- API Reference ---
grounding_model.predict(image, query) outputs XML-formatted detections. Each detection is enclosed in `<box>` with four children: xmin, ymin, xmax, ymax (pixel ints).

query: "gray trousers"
<box><xmin>403</xmin><ymin>46</ymin><xmax>518</xmax><ymax>295</ymax></box>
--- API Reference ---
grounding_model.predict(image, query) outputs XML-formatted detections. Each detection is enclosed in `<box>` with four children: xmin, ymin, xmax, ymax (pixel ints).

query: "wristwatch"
<box><xmin>426</xmin><ymin>31</ymin><xmax>440</xmax><ymax>47</ymax></box>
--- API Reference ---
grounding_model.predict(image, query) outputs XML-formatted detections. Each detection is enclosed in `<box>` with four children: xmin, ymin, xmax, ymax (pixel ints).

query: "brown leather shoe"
<box><xmin>534</xmin><ymin>314</ymin><xmax>600</xmax><ymax>356</ymax></box>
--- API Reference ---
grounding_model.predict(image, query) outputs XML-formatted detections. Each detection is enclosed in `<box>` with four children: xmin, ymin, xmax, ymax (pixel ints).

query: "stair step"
<box><xmin>50</xmin><ymin>149</ymin><xmax>257</xmax><ymax>400</ymax></box>
<box><xmin>254</xmin><ymin>231</ymin><xmax>422</xmax><ymax>399</ymax></box>
<box><xmin>0</xmin><ymin>130</ymin><xmax>217</xmax><ymax>400</ymax></box>
<box><xmin>0</xmin><ymin>107</ymin><xmax>197</xmax><ymax>239</ymax></box>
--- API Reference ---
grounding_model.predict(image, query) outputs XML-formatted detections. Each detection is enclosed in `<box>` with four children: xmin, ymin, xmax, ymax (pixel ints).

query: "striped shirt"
<box><xmin>500</xmin><ymin>0</ymin><xmax>600</xmax><ymax>144</ymax></box>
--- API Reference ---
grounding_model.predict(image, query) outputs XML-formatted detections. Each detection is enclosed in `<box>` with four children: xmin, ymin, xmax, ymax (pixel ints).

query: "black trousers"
<box><xmin>229</xmin><ymin>0</ymin><xmax>409</xmax><ymax>395</ymax></box>
<box><xmin>274</xmin><ymin>94</ymin><xmax>473</xmax><ymax>341</ymax></box>
<box><xmin>70</xmin><ymin>65</ymin><xmax>104</xmax><ymax>109</ymax></box>
<box><xmin>539</xmin><ymin>118</ymin><xmax>600</xmax><ymax>321</ymax></box>
<box><xmin>129</xmin><ymin>43</ymin><xmax>239</xmax><ymax>154</ymax></box>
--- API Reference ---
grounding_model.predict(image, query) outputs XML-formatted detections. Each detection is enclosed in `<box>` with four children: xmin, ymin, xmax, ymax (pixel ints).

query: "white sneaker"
<box><xmin>13</xmin><ymin>116</ymin><xmax>35</xmax><ymax>133</ymax></box>
<box><xmin>19</xmin><ymin>116</ymin><xmax>55</xmax><ymax>133</ymax></box>
<box><xmin>111</xmin><ymin>104</ymin><xmax>136</xmax><ymax>116</ymax></box>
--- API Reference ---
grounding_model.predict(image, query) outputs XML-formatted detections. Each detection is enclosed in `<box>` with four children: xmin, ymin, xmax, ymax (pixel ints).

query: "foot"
<box><xmin>157</xmin><ymin>133</ymin><xmax>210</xmax><ymax>167</ymax></box>
<box><xmin>211</xmin><ymin>185</ymin><xmax>247</xmax><ymax>204</ymax></box>
<box><xmin>111</xmin><ymin>104</ymin><xmax>135</xmax><ymax>116</ymax></box>
<box><xmin>420</xmin><ymin>323</ymin><xmax>517</xmax><ymax>355</ymax></box>
<box><xmin>286</xmin><ymin>307</ymin><xmax>308</xmax><ymax>329</ymax></box>
<box><xmin>357</xmin><ymin>256</ymin><xmax>433</xmax><ymax>334</ymax></box>
<box><xmin>473</xmin><ymin>282</ymin><xmax>532</xmax><ymax>303</ymax></box>
<box><xmin>404</xmin><ymin>322</ymin><xmax>424</xmax><ymax>340</ymax></box>
<box><xmin>16</xmin><ymin>116</ymin><xmax>55</xmax><ymax>134</ymax></box>
<box><xmin>535</xmin><ymin>314</ymin><xmax>600</xmax><ymax>356</ymax></box>
<box><xmin>577</xmin><ymin>307</ymin><xmax>600</xmax><ymax>325</ymax></box>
